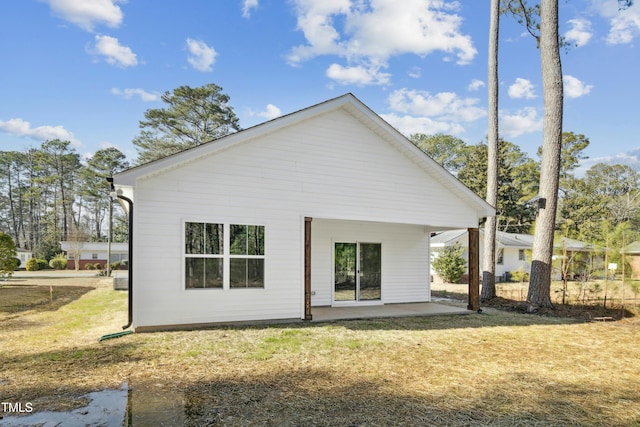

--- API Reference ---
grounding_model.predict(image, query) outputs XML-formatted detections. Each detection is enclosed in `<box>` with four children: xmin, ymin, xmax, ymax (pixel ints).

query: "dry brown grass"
<box><xmin>2</xmin><ymin>275</ymin><xmax>640</xmax><ymax>426</ymax></box>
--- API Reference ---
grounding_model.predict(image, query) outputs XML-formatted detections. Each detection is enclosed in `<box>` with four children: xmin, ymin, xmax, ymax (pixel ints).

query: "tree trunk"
<box><xmin>481</xmin><ymin>0</ymin><xmax>500</xmax><ymax>301</ymax></box>
<box><xmin>527</xmin><ymin>0</ymin><xmax>563</xmax><ymax>311</ymax></box>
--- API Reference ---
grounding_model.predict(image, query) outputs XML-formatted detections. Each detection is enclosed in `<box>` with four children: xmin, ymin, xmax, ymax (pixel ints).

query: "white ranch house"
<box><xmin>113</xmin><ymin>94</ymin><xmax>495</xmax><ymax>331</ymax></box>
<box><xmin>16</xmin><ymin>248</ymin><xmax>35</xmax><ymax>268</ymax></box>
<box><xmin>59</xmin><ymin>241</ymin><xmax>128</xmax><ymax>270</ymax></box>
<box><xmin>431</xmin><ymin>229</ymin><xmax>598</xmax><ymax>282</ymax></box>
<box><xmin>431</xmin><ymin>230</ymin><xmax>532</xmax><ymax>282</ymax></box>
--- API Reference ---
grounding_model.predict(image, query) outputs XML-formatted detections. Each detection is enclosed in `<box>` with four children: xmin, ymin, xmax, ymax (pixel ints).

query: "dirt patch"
<box><xmin>0</xmin><ymin>285</ymin><xmax>95</xmax><ymax>314</ymax></box>
<box><xmin>432</xmin><ymin>282</ymin><xmax>638</xmax><ymax>321</ymax></box>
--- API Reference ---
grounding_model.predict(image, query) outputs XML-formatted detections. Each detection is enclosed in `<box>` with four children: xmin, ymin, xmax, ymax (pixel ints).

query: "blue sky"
<box><xmin>1</xmin><ymin>0</ymin><xmax>639</xmax><ymax>172</ymax></box>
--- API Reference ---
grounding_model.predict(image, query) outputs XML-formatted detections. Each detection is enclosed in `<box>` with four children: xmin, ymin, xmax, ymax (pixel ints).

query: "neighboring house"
<box><xmin>16</xmin><ymin>248</ymin><xmax>34</xmax><ymax>268</ymax></box>
<box><xmin>624</xmin><ymin>241</ymin><xmax>640</xmax><ymax>279</ymax></box>
<box><xmin>59</xmin><ymin>241</ymin><xmax>128</xmax><ymax>270</ymax></box>
<box><xmin>431</xmin><ymin>229</ymin><xmax>532</xmax><ymax>282</ymax></box>
<box><xmin>113</xmin><ymin>93</ymin><xmax>495</xmax><ymax>331</ymax></box>
<box><xmin>431</xmin><ymin>230</ymin><xmax>598</xmax><ymax>282</ymax></box>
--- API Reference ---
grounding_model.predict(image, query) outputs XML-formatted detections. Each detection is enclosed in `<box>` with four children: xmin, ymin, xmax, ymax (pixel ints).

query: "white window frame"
<box><xmin>183</xmin><ymin>222</ymin><xmax>265</xmax><ymax>290</ymax></box>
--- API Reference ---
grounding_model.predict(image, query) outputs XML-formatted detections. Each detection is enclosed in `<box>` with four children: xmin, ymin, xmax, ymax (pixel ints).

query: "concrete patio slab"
<box><xmin>311</xmin><ymin>301</ymin><xmax>472</xmax><ymax>322</ymax></box>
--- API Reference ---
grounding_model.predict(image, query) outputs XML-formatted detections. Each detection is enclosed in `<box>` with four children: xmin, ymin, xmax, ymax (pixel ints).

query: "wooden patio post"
<box><xmin>304</xmin><ymin>217</ymin><xmax>312</xmax><ymax>320</ymax></box>
<box><xmin>468</xmin><ymin>227</ymin><xmax>480</xmax><ymax>311</ymax></box>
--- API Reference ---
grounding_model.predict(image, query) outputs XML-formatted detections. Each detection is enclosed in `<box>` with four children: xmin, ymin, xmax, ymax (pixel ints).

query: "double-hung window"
<box><xmin>230</xmin><ymin>225</ymin><xmax>265</xmax><ymax>288</ymax></box>
<box><xmin>185</xmin><ymin>222</ymin><xmax>264</xmax><ymax>289</ymax></box>
<box><xmin>185</xmin><ymin>222</ymin><xmax>224</xmax><ymax>288</ymax></box>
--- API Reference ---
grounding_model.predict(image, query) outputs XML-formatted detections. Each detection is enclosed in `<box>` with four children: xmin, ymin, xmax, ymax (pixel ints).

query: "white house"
<box><xmin>16</xmin><ymin>248</ymin><xmax>34</xmax><ymax>268</ymax></box>
<box><xmin>431</xmin><ymin>229</ymin><xmax>532</xmax><ymax>282</ymax></box>
<box><xmin>113</xmin><ymin>94</ymin><xmax>495</xmax><ymax>331</ymax></box>
<box><xmin>59</xmin><ymin>241</ymin><xmax>128</xmax><ymax>270</ymax></box>
<box><xmin>431</xmin><ymin>229</ymin><xmax>598</xmax><ymax>282</ymax></box>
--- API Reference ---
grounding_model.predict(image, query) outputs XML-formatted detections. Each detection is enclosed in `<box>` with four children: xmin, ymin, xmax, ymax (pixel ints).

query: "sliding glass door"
<box><xmin>334</xmin><ymin>242</ymin><xmax>381</xmax><ymax>302</ymax></box>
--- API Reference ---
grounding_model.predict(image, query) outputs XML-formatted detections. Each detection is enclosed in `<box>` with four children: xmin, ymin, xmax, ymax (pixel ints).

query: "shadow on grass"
<box><xmin>0</xmin><ymin>285</ymin><xmax>95</xmax><ymax>314</ymax></box>
<box><xmin>173</xmin><ymin>369</ymin><xmax>639</xmax><ymax>426</ymax></box>
<box><xmin>5</xmin><ymin>364</ymin><xmax>637</xmax><ymax>426</ymax></box>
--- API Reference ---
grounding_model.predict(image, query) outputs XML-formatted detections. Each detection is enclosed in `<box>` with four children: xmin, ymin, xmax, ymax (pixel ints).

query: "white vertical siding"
<box><xmin>132</xmin><ymin>108</ymin><xmax>480</xmax><ymax>328</ymax></box>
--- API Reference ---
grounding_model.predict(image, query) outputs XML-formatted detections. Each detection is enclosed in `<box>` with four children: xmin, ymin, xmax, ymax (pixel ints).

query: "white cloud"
<box><xmin>111</xmin><ymin>88</ymin><xmax>160</xmax><ymax>102</ymax></box>
<box><xmin>257</xmin><ymin>104</ymin><xmax>282</xmax><ymax>120</ymax></box>
<box><xmin>326</xmin><ymin>63</ymin><xmax>390</xmax><ymax>85</ymax></box>
<box><xmin>381</xmin><ymin>113</ymin><xmax>465</xmax><ymax>136</ymax></box>
<box><xmin>242</xmin><ymin>0</ymin><xmax>259</xmax><ymax>18</ymax></box>
<box><xmin>382</xmin><ymin>88</ymin><xmax>485</xmax><ymax>136</ymax></box>
<box><xmin>44</xmin><ymin>0</ymin><xmax>125</xmax><ymax>31</ymax></box>
<box><xmin>576</xmin><ymin>149</ymin><xmax>640</xmax><ymax>176</ymax></box>
<box><xmin>287</xmin><ymin>0</ymin><xmax>476</xmax><ymax>85</ymax></box>
<box><xmin>563</xmin><ymin>75</ymin><xmax>593</xmax><ymax>98</ymax></box>
<box><xmin>408</xmin><ymin>67</ymin><xmax>421</xmax><ymax>79</ymax></box>
<box><xmin>0</xmin><ymin>118</ymin><xmax>80</xmax><ymax>146</ymax></box>
<box><xmin>468</xmin><ymin>79</ymin><xmax>485</xmax><ymax>91</ymax></box>
<box><xmin>508</xmin><ymin>78</ymin><xmax>536</xmax><ymax>99</ymax></box>
<box><xmin>91</xmin><ymin>34</ymin><xmax>138</xmax><ymax>67</ymax></box>
<box><xmin>592</xmin><ymin>1</ymin><xmax>640</xmax><ymax>44</ymax></box>
<box><xmin>186</xmin><ymin>38</ymin><xmax>217</xmax><ymax>72</ymax></box>
<box><xmin>565</xmin><ymin>18</ymin><xmax>592</xmax><ymax>47</ymax></box>
<box><xmin>500</xmin><ymin>107</ymin><xmax>543</xmax><ymax>138</ymax></box>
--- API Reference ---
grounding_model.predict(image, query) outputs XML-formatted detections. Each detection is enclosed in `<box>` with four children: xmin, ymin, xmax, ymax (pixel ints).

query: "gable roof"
<box><xmin>115</xmin><ymin>93</ymin><xmax>495</xmax><ymax>218</ymax></box>
<box><xmin>624</xmin><ymin>241</ymin><xmax>640</xmax><ymax>254</ymax></box>
<box><xmin>431</xmin><ymin>229</ymin><xmax>534</xmax><ymax>249</ymax></box>
<box><xmin>430</xmin><ymin>229</ymin><xmax>468</xmax><ymax>246</ymax></box>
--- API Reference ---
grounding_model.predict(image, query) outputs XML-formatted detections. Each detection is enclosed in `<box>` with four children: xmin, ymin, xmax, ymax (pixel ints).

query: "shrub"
<box><xmin>431</xmin><ymin>242</ymin><xmax>466</xmax><ymax>283</ymax></box>
<box><xmin>94</xmin><ymin>263</ymin><xmax>102</xmax><ymax>270</ymax></box>
<box><xmin>49</xmin><ymin>253</ymin><xmax>68</xmax><ymax>270</ymax></box>
<box><xmin>85</xmin><ymin>263</ymin><xmax>95</xmax><ymax>270</ymax></box>
<box><xmin>111</xmin><ymin>261</ymin><xmax>121</xmax><ymax>270</ymax></box>
<box><xmin>36</xmin><ymin>259</ymin><xmax>49</xmax><ymax>270</ymax></box>
<box><xmin>0</xmin><ymin>232</ymin><xmax>17</xmax><ymax>277</ymax></box>
<box><xmin>26</xmin><ymin>258</ymin><xmax>39</xmax><ymax>271</ymax></box>
<box><xmin>510</xmin><ymin>268</ymin><xmax>529</xmax><ymax>283</ymax></box>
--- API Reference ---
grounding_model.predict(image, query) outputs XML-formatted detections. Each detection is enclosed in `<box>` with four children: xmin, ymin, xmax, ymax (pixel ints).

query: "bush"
<box><xmin>432</xmin><ymin>242</ymin><xmax>466</xmax><ymax>283</ymax></box>
<box><xmin>49</xmin><ymin>254</ymin><xmax>68</xmax><ymax>270</ymax></box>
<box><xmin>85</xmin><ymin>263</ymin><xmax>95</xmax><ymax>270</ymax></box>
<box><xmin>26</xmin><ymin>258</ymin><xmax>39</xmax><ymax>271</ymax></box>
<box><xmin>111</xmin><ymin>261</ymin><xmax>121</xmax><ymax>270</ymax></box>
<box><xmin>94</xmin><ymin>263</ymin><xmax>102</xmax><ymax>270</ymax></box>
<box><xmin>37</xmin><ymin>259</ymin><xmax>49</xmax><ymax>270</ymax></box>
<box><xmin>510</xmin><ymin>268</ymin><xmax>529</xmax><ymax>283</ymax></box>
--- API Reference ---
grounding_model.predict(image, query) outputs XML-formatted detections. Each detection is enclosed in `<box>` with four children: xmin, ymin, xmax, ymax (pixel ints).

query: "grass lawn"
<box><xmin>1</xmin><ymin>277</ymin><xmax>640</xmax><ymax>426</ymax></box>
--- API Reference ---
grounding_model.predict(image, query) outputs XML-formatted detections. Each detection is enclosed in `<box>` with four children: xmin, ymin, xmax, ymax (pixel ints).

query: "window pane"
<box><xmin>247</xmin><ymin>259</ymin><xmax>264</xmax><ymax>288</ymax></box>
<box><xmin>230</xmin><ymin>225</ymin><xmax>247</xmax><ymax>255</ymax></box>
<box><xmin>205</xmin><ymin>223</ymin><xmax>224</xmax><ymax>255</ymax></box>
<box><xmin>204</xmin><ymin>258</ymin><xmax>223</xmax><ymax>288</ymax></box>
<box><xmin>230</xmin><ymin>258</ymin><xmax>265</xmax><ymax>288</ymax></box>
<box><xmin>230</xmin><ymin>258</ymin><xmax>247</xmax><ymax>288</ymax></box>
<box><xmin>185</xmin><ymin>258</ymin><xmax>204</xmax><ymax>288</ymax></box>
<box><xmin>186</xmin><ymin>258</ymin><xmax>223</xmax><ymax>289</ymax></box>
<box><xmin>185</xmin><ymin>222</ymin><xmax>204</xmax><ymax>254</ymax></box>
<box><xmin>247</xmin><ymin>226</ymin><xmax>264</xmax><ymax>255</ymax></box>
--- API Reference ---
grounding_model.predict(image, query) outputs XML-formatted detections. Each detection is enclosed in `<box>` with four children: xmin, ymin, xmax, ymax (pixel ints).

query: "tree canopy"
<box><xmin>133</xmin><ymin>83</ymin><xmax>241</xmax><ymax>164</ymax></box>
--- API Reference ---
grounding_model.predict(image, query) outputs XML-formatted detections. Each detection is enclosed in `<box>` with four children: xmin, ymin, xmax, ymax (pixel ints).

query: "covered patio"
<box><xmin>310</xmin><ymin>301</ymin><xmax>472</xmax><ymax>322</ymax></box>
